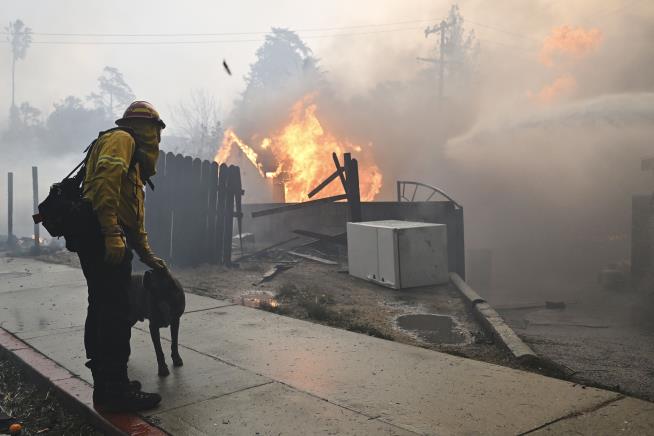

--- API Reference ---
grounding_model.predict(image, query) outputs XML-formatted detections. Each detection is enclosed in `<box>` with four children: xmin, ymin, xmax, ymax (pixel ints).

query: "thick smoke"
<box><xmin>2</xmin><ymin>1</ymin><xmax>653</xmax><ymax>299</ymax></box>
<box><xmin>222</xmin><ymin>2</ymin><xmax>654</xmax><ymax>296</ymax></box>
<box><xmin>446</xmin><ymin>93</ymin><xmax>654</xmax><ymax>292</ymax></box>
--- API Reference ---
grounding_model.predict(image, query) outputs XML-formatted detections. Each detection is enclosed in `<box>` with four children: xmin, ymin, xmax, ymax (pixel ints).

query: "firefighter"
<box><xmin>79</xmin><ymin>101</ymin><xmax>166</xmax><ymax>411</ymax></box>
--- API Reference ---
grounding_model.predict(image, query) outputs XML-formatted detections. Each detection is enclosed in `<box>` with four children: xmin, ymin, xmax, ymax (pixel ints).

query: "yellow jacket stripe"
<box><xmin>83</xmin><ymin>130</ymin><xmax>147</xmax><ymax>249</ymax></box>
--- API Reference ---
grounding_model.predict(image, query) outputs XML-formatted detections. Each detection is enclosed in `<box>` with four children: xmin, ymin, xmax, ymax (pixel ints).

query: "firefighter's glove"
<box><xmin>104</xmin><ymin>235</ymin><xmax>126</xmax><ymax>265</ymax></box>
<box><xmin>141</xmin><ymin>253</ymin><xmax>167</xmax><ymax>271</ymax></box>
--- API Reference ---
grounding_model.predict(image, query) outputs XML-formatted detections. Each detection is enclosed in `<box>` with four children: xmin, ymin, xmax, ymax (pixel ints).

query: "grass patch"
<box><xmin>276</xmin><ymin>283</ymin><xmax>300</xmax><ymax>300</ymax></box>
<box><xmin>301</xmin><ymin>301</ymin><xmax>342</xmax><ymax>323</ymax></box>
<box><xmin>347</xmin><ymin>322</ymin><xmax>393</xmax><ymax>340</ymax></box>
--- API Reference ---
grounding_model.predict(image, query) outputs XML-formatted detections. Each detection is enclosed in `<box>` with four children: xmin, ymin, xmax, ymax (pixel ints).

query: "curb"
<box><xmin>450</xmin><ymin>272</ymin><xmax>537</xmax><ymax>361</ymax></box>
<box><xmin>0</xmin><ymin>328</ymin><xmax>167</xmax><ymax>436</ymax></box>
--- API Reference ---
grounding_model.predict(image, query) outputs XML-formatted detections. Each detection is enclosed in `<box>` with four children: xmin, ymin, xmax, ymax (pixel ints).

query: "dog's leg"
<box><xmin>149</xmin><ymin>323</ymin><xmax>170</xmax><ymax>377</ymax></box>
<box><xmin>170</xmin><ymin>317</ymin><xmax>184</xmax><ymax>367</ymax></box>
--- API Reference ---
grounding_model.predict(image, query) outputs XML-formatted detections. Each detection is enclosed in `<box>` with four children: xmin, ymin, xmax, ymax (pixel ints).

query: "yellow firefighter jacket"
<box><xmin>82</xmin><ymin>129</ymin><xmax>149</xmax><ymax>250</ymax></box>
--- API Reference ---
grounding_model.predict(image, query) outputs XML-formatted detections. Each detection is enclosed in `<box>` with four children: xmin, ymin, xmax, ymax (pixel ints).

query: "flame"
<box><xmin>529</xmin><ymin>74</ymin><xmax>577</xmax><ymax>104</ymax></box>
<box><xmin>539</xmin><ymin>25</ymin><xmax>602</xmax><ymax>67</ymax></box>
<box><xmin>529</xmin><ymin>26</ymin><xmax>602</xmax><ymax>104</ymax></box>
<box><xmin>215</xmin><ymin>95</ymin><xmax>382</xmax><ymax>202</ymax></box>
<box><xmin>218</xmin><ymin>129</ymin><xmax>266</xmax><ymax>178</ymax></box>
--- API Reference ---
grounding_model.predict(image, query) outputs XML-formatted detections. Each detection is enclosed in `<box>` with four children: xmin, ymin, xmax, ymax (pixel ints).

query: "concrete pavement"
<box><xmin>1</xmin><ymin>255</ymin><xmax>653</xmax><ymax>435</ymax></box>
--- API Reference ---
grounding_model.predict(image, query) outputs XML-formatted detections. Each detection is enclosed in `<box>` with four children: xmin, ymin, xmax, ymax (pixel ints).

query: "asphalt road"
<box><xmin>496</xmin><ymin>285</ymin><xmax>654</xmax><ymax>401</ymax></box>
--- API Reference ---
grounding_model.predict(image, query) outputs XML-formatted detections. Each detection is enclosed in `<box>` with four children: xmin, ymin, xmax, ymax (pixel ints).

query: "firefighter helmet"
<box><xmin>115</xmin><ymin>101</ymin><xmax>166</xmax><ymax>129</ymax></box>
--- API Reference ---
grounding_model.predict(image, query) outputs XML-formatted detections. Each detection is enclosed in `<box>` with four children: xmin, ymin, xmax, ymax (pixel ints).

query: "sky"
<box><xmin>2</xmin><ymin>0</ymin><xmax>653</xmax><ymax>291</ymax></box>
<box><xmin>3</xmin><ymin>0</ymin><xmax>650</xmax><ymax>134</ymax></box>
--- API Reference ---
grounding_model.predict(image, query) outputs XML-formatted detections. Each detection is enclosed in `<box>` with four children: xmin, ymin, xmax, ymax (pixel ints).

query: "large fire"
<box><xmin>530</xmin><ymin>25</ymin><xmax>602</xmax><ymax>104</ymax></box>
<box><xmin>539</xmin><ymin>25</ymin><xmax>602</xmax><ymax>67</ymax></box>
<box><xmin>215</xmin><ymin>95</ymin><xmax>383</xmax><ymax>202</ymax></box>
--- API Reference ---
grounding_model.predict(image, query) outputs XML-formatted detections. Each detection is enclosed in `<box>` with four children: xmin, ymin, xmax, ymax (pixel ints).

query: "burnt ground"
<box><xmin>22</xmin><ymin>244</ymin><xmax>654</xmax><ymax>403</ymax></box>
<box><xmin>174</xmin><ymin>244</ymin><xmax>517</xmax><ymax>369</ymax></box>
<box><xmin>0</xmin><ymin>354</ymin><xmax>103</xmax><ymax>435</ymax></box>
<box><xmin>493</xmin><ymin>283</ymin><xmax>654</xmax><ymax>402</ymax></box>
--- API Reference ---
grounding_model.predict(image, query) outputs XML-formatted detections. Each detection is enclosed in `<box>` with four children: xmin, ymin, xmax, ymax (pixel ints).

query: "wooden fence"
<box><xmin>145</xmin><ymin>151</ymin><xmax>239</xmax><ymax>267</ymax></box>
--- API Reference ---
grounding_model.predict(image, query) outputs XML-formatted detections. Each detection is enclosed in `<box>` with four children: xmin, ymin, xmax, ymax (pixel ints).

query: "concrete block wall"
<box><xmin>241</xmin><ymin>201</ymin><xmax>465</xmax><ymax>278</ymax></box>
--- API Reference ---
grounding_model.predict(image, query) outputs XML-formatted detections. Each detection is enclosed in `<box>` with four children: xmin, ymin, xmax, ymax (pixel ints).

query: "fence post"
<box><xmin>32</xmin><ymin>167</ymin><xmax>40</xmax><ymax>253</ymax></box>
<box><xmin>7</xmin><ymin>172</ymin><xmax>14</xmax><ymax>247</ymax></box>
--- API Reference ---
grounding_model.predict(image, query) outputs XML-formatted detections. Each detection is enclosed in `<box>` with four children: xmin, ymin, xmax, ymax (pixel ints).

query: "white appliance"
<box><xmin>347</xmin><ymin>220</ymin><xmax>449</xmax><ymax>289</ymax></box>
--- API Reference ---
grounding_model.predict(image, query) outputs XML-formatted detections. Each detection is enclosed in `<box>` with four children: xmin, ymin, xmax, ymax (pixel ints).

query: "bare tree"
<box><xmin>228</xmin><ymin>28</ymin><xmax>325</xmax><ymax>146</ymax></box>
<box><xmin>6</xmin><ymin>19</ymin><xmax>32</xmax><ymax>121</ymax></box>
<box><xmin>169</xmin><ymin>89</ymin><xmax>224</xmax><ymax>160</ymax></box>
<box><xmin>87</xmin><ymin>66</ymin><xmax>135</xmax><ymax>118</ymax></box>
<box><xmin>18</xmin><ymin>102</ymin><xmax>41</xmax><ymax>127</ymax></box>
<box><xmin>421</xmin><ymin>5</ymin><xmax>479</xmax><ymax>98</ymax></box>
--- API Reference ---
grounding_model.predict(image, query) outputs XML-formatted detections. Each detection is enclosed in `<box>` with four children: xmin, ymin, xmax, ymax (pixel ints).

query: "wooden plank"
<box><xmin>233</xmin><ymin>237</ymin><xmax>300</xmax><ymax>262</ymax></box>
<box><xmin>207</xmin><ymin>162</ymin><xmax>219</xmax><ymax>263</ymax></box>
<box><xmin>145</xmin><ymin>150</ymin><xmax>165</xmax><ymax>259</ymax></box>
<box><xmin>287</xmin><ymin>251</ymin><xmax>338</xmax><ymax>265</ymax></box>
<box><xmin>307</xmin><ymin>167</ymin><xmax>344</xmax><ymax>199</ymax></box>
<box><xmin>200</xmin><ymin>159</ymin><xmax>212</xmax><ymax>263</ymax></box>
<box><xmin>348</xmin><ymin>158</ymin><xmax>362</xmax><ymax>222</ymax></box>
<box><xmin>257</xmin><ymin>264</ymin><xmax>293</xmax><ymax>284</ymax></box>
<box><xmin>169</xmin><ymin>154</ymin><xmax>186</xmax><ymax>265</ymax></box>
<box><xmin>332</xmin><ymin>153</ymin><xmax>348</xmax><ymax>194</ymax></box>
<box><xmin>178</xmin><ymin>156</ymin><xmax>194</xmax><ymax>266</ymax></box>
<box><xmin>161</xmin><ymin>152</ymin><xmax>175</xmax><ymax>261</ymax></box>
<box><xmin>251</xmin><ymin>194</ymin><xmax>348</xmax><ymax>218</ymax></box>
<box><xmin>233</xmin><ymin>165</ymin><xmax>244</xmax><ymax>255</ymax></box>
<box><xmin>292</xmin><ymin>229</ymin><xmax>346</xmax><ymax>244</ymax></box>
<box><xmin>222</xmin><ymin>165</ymin><xmax>238</xmax><ymax>265</ymax></box>
<box><xmin>216</xmin><ymin>163</ymin><xmax>229</xmax><ymax>264</ymax></box>
<box><xmin>189</xmin><ymin>158</ymin><xmax>203</xmax><ymax>265</ymax></box>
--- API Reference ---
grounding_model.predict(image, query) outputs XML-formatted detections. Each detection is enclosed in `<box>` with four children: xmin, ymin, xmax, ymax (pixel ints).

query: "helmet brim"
<box><xmin>115</xmin><ymin>116</ymin><xmax>166</xmax><ymax>129</ymax></box>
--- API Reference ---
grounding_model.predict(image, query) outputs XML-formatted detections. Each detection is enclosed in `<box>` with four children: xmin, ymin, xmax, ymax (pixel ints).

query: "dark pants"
<box><xmin>77</xmin><ymin>232</ymin><xmax>133</xmax><ymax>385</ymax></box>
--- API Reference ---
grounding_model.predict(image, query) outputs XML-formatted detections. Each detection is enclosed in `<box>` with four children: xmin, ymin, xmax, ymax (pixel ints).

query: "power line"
<box><xmin>0</xmin><ymin>15</ymin><xmax>539</xmax><ymax>45</ymax></box>
<box><xmin>582</xmin><ymin>0</ymin><xmax>646</xmax><ymax>22</ymax></box>
<box><xmin>0</xmin><ymin>26</ymin><xmax>430</xmax><ymax>45</ymax></box>
<box><xmin>0</xmin><ymin>18</ymin><xmax>443</xmax><ymax>38</ymax></box>
<box><xmin>464</xmin><ymin>19</ymin><xmax>539</xmax><ymax>42</ymax></box>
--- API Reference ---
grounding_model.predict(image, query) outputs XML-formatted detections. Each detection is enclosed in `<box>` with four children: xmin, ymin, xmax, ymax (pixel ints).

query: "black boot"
<box><xmin>93</xmin><ymin>381</ymin><xmax>162</xmax><ymax>412</ymax></box>
<box><xmin>87</xmin><ymin>361</ymin><xmax>141</xmax><ymax>394</ymax></box>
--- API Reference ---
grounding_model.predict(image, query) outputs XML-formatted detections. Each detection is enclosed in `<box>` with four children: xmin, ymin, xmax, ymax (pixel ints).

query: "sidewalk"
<box><xmin>1</xmin><ymin>256</ymin><xmax>653</xmax><ymax>435</ymax></box>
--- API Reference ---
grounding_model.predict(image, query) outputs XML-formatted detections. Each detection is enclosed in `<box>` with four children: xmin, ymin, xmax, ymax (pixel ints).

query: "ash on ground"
<box><xmin>0</xmin><ymin>355</ymin><xmax>102</xmax><ymax>435</ymax></box>
<box><xmin>175</xmin><ymin>240</ymin><xmax>512</xmax><ymax>367</ymax></box>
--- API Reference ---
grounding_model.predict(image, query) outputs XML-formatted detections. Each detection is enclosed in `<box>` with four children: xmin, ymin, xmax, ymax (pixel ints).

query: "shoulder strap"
<box><xmin>68</xmin><ymin>127</ymin><xmax>137</xmax><ymax>185</ymax></box>
<box><xmin>71</xmin><ymin>126</ymin><xmax>155</xmax><ymax>191</ymax></box>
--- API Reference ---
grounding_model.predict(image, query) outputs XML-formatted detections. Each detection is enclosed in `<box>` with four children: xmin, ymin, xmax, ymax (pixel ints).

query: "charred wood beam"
<box><xmin>292</xmin><ymin>229</ymin><xmax>347</xmax><ymax>244</ymax></box>
<box><xmin>344</xmin><ymin>155</ymin><xmax>362</xmax><ymax>222</ymax></box>
<box><xmin>333</xmin><ymin>152</ymin><xmax>348</xmax><ymax>194</ymax></box>
<box><xmin>288</xmin><ymin>251</ymin><xmax>338</xmax><ymax>265</ymax></box>
<box><xmin>307</xmin><ymin>166</ymin><xmax>345</xmax><ymax>198</ymax></box>
<box><xmin>233</xmin><ymin>236</ymin><xmax>300</xmax><ymax>262</ymax></box>
<box><xmin>251</xmin><ymin>194</ymin><xmax>348</xmax><ymax>218</ymax></box>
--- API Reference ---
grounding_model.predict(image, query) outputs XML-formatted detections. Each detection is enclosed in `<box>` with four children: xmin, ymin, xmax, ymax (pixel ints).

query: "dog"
<box><xmin>129</xmin><ymin>268</ymin><xmax>186</xmax><ymax>377</ymax></box>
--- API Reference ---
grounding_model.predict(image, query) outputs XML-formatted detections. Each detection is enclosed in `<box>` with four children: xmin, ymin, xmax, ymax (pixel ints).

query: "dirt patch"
<box><xmin>0</xmin><ymin>354</ymin><xmax>101</xmax><ymax>435</ymax></box>
<box><xmin>396</xmin><ymin>314</ymin><xmax>469</xmax><ymax>345</ymax></box>
<box><xmin>174</xmin><ymin>254</ymin><xmax>516</xmax><ymax>367</ymax></box>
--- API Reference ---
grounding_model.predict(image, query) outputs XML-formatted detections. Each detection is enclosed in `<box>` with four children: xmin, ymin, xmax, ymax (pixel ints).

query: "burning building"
<box><xmin>215</xmin><ymin>94</ymin><xmax>382</xmax><ymax>204</ymax></box>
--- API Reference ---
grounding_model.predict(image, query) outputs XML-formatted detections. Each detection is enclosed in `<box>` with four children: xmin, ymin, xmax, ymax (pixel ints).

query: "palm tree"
<box><xmin>6</xmin><ymin>19</ymin><xmax>32</xmax><ymax>112</ymax></box>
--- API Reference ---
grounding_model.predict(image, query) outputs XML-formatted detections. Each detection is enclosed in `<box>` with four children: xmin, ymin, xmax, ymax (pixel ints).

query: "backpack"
<box><xmin>32</xmin><ymin>127</ymin><xmax>137</xmax><ymax>251</ymax></box>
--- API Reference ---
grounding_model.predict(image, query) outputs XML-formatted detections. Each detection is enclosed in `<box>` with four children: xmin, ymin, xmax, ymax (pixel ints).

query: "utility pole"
<box><xmin>11</xmin><ymin>56</ymin><xmax>15</xmax><ymax>109</ymax></box>
<box><xmin>418</xmin><ymin>20</ymin><xmax>449</xmax><ymax>101</ymax></box>
<box><xmin>7</xmin><ymin>172</ymin><xmax>14</xmax><ymax>247</ymax></box>
<box><xmin>32</xmin><ymin>166</ymin><xmax>40</xmax><ymax>254</ymax></box>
